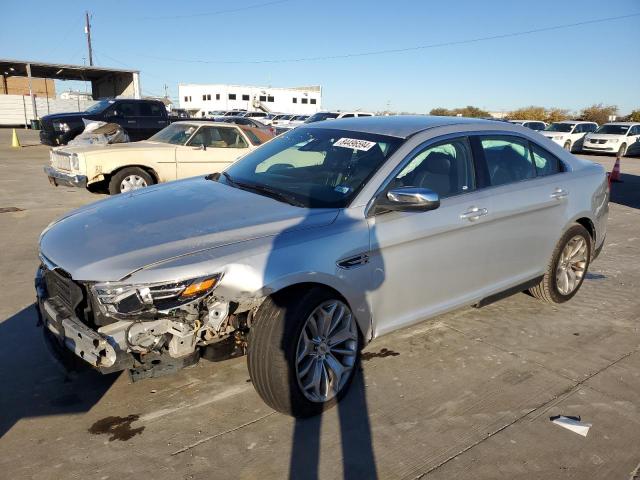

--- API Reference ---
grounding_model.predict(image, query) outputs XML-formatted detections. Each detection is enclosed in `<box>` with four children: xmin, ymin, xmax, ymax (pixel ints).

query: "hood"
<box><xmin>540</xmin><ymin>131</ymin><xmax>570</xmax><ymax>137</ymax></box>
<box><xmin>42</xmin><ymin>112</ymin><xmax>95</xmax><ymax>121</ymax></box>
<box><xmin>59</xmin><ymin>141</ymin><xmax>176</xmax><ymax>156</ymax></box>
<box><xmin>40</xmin><ymin>178</ymin><xmax>339</xmax><ymax>281</ymax></box>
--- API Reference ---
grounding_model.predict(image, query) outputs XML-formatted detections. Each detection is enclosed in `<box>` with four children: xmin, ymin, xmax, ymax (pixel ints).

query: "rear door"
<box><xmin>138</xmin><ymin>102</ymin><xmax>169</xmax><ymax>139</ymax></box>
<box><xmin>474</xmin><ymin>134</ymin><xmax>568</xmax><ymax>291</ymax></box>
<box><xmin>175</xmin><ymin>125</ymin><xmax>251</xmax><ymax>178</ymax></box>
<box><xmin>112</xmin><ymin>101</ymin><xmax>143</xmax><ymax>141</ymax></box>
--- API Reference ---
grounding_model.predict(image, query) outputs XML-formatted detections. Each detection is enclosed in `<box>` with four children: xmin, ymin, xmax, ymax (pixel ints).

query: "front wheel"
<box><xmin>529</xmin><ymin>224</ymin><xmax>591</xmax><ymax>303</ymax></box>
<box><xmin>247</xmin><ymin>288</ymin><xmax>360</xmax><ymax>417</ymax></box>
<box><xmin>108</xmin><ymin>167</ymin><xmax>154</xmax><ymax>195</ymax></box>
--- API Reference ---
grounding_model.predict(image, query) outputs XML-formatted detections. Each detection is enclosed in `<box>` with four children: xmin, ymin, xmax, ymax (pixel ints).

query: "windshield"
<box><xmin>545</xmin><ymin>123</ymin><xmax>574</xmax><ymax>133</ymax></box>
<box><xmin>85</xmin><ymin>100</ymin><xmax>113</xmax><ymax>114</ymax></box>
<box><xmin>148</xmin><ymin>123</ymin><xmax>197</xmax><ymax>145</ymax></box>
<box><xmin>305</xmin><ymin>112</ymin><xmax>339</xmax><ymax>123</ymax></box>
<box><xmin>221</xmin><ymin>127</ymin><xmax>402</xmax><ymax>208</ymax></box>
<box><xmin>595</xmin><ymin>124</ymin><xmax>630</xmax><ymax>135</ymax></box>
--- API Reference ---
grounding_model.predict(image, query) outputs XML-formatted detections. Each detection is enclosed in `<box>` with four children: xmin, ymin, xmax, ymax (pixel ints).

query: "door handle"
<box><xmin>460</xmin><ymin>207</ymin><xmax>488</xmax><ymax>221</ymax></box>
<box><xmin>550</xmin><ymin>188</ymin><xmax>568</xmax><ymax>200</ymax></box>
<box><xmin>127</xmin><ymin>120</ymin><xmax>136</xmax><ymax>124</ymax></box>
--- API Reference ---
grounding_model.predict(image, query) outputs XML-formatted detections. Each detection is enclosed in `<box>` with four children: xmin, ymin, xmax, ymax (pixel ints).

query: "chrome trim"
<box><xmin>337</xmin><ymin>253</ymin><xmax>370</xmax><ymax>269</ymax></box>
<box><xmin>44</xmin><ymin>166</ymin><xmax>87</xmax><ymax>188</ymax></box>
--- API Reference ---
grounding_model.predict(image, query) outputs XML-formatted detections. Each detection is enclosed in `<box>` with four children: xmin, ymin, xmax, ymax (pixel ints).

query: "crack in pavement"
<box><xmin>415</xmin><ymin>345</ymin><xmax>639</xmax><ymax>478</ymax></box>
<box><xmin>171</xmin><ymin>411</ymin><xmax>276</xmax><ymax>456</ymax></box>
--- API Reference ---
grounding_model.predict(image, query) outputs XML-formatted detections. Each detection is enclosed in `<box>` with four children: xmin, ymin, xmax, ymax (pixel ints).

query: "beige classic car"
<box><xmin>44</xmin><ymin>121</ymin><xmax>272</xmax><ymax>194</ymax></box>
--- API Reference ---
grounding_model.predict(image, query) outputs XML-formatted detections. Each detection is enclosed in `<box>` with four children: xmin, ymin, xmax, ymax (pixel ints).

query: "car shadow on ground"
<box><xmin>0</xmin><ymin>304</ymin><xmax>118</xmax><ymax>437</ymax></box>
<box><xmin>609</xmin><ymin>172</ymin><xmax>640</xmax><ymax>210</ymax></box>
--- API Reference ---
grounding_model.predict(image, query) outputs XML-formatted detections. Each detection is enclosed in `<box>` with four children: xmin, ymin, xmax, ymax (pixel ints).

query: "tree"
<box><xmin>508</xmin><ymin>106</ymin><xmax>547</xmax><ymax>121</ymax></box>
<box><xmin>546</xmin><ymin>108</ymin><xmax>571</xmax><ymax>123</ymax></box>
<box><xmin>455</xmin><ymin>105</ymin><xmax>490</xmax><ymax>118</ymax></box>
<box><xmin>625</xmin><ymin>109</ymin><xmax>640</xmax><ymax>122</ymax></box>
<box><xmin>429</xmin><ymin>107</ymin><xmax>452</xmax><ymax>116</ymax></box>
<box><xmin>579</xmin><ymin>104</ymin><xmax>618</xmax><ymax>125</ymax></box>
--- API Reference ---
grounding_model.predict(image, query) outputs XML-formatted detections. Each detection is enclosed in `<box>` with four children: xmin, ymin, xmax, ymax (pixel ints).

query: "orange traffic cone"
<box><xmin>610</xmin><ymin>154</ymin><xmax>622</xmax><ymax>183</ymax></box>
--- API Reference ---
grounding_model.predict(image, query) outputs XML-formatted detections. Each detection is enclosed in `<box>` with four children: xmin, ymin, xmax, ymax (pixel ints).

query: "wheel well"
<box><xmin>107</xmin><ymin>165</ymin><xmax>159</xmax><ymax>184</ymax></box>
<box><xmin>575</xmin><ymin>217</ymin><xmax>595</xmax><ymax>242</ymax></box>
<box><xmin>270</xmin><ymin>282</ymin><xmax>349</xmax><ymax>307</ymax></box>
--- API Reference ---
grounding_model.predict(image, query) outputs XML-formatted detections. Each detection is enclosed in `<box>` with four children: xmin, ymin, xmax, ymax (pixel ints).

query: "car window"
<box><xmin>587</xmin><ymin>124</ymin><xmax>598</xmax><ymax>132</ymax></box>
<box><xmin>480</xmin><ymin>136</ymin><xmax>535</xmax><ymax>186</ymax></box>
<box><xmin>341</xmin><ymin>114</ymin><xmax>355</xmax><ymax>118</ymax></box>
<box><xmin>357</xmin><ymin>114</ymin><xmax>373</xmax><ymax>117</ymax></box>
<box><xmin>628</xmin><ymin>125</ymin><xmax>639</xmax><ymax>135</ymax></box>
<box><xmin>393</xmin><ymin>138</ymin><xmax>475</xmax><ymax>198</ymax></box>
<box><xmin>117</xmin><ymin>102</ymin><xmax>139</xmax><ymax>117</ymax></box>
<box><xmin>573</xmin><ymin>124</ymin><xmax>584</xmax><ymax>134</ymax></box>
<box><xmin>532</xmin><ymin>122</ymin><xmax>545</xmax><ymax>131</ymax></box>
<box><xmin>530</xmin><ymin>143</ymin><xmax>561</xmax><ymax>177</ymax></box>
<box><xmin>189</xmin><ymin>126</ymin><xmax>248</xmax><ymax>148</ymax></box>
<box><xmin>149</xmin><ymin>123</ymin><xmax>197</xmax><ymax>145</ymax></box>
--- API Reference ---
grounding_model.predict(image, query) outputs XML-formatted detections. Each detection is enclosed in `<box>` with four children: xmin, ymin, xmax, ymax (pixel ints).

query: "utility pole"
<box><xmin>164</xmin><ymin>84</ymin><xmax>169</xmax><ymax>98</ymax></box>
<box><xmin>85</xmin><ymin>11</ymin><xmax>93</xmax><ymax>66</ymax></box>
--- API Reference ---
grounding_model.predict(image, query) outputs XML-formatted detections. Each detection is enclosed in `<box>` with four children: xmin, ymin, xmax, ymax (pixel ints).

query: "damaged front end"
<box><xmin>36</xmin><ymin>262</ymin><xmax>252</xmax><ymax>381</ymax></box>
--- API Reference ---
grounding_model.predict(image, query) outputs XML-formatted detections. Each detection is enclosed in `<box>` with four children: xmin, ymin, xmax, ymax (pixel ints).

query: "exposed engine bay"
<box><xmin>36</xmin><ymin>263</ymin><xmax>260</xmax><ymax>381</ymax></box>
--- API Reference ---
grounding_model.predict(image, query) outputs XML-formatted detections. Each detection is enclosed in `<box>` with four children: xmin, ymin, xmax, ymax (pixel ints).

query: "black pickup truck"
<box><xmin>39</xmin><ymin>99</ymin><xmax>170</xmax><ymax>146</ymax></box>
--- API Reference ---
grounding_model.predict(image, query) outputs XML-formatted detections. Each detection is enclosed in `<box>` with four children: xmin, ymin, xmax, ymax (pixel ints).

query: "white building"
<box><xmin>59</xmin><ymin>90</ymin><xmax>94</xmax><ymax>101</ymax></box>
<box><xmin>178</xmin><ymin>83</ymin><xmax>322</xmax><ymax>117</ymax></box>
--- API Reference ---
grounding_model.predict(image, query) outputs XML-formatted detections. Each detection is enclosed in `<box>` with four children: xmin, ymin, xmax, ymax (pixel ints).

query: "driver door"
<box><xmin>367</xmin><ymin>136</ymin><xmax>493</xmax><ymax>336</ymax></box>
<box><xmin>175</xmin><ymin>125</ymin><xmax>251</xmax><ymax>178</ymax></box>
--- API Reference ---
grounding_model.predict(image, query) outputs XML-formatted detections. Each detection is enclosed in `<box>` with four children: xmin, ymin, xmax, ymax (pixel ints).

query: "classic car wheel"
<box><xmin>109</xmin><ymin>167</ymin><xmax>154</xmax><ymax>195</ymax></box>
<box><xmin>247</xmin><ymin>287</ymin><xmax>360</xmax><ymax>417</ymax></box>
<box><xmin>529</xmin><ymin>223</ymin><xmax>591</xmax><ymax>303</ymax></box>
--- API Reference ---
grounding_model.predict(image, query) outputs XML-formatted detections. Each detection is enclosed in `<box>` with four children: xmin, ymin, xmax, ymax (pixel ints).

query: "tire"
<box><xmin>529</xmin><ymin>224</ymin><xmax>591</xmax><ymax>303</ymax></box>
<box><xmin>563</xmin><ymin>141</ymin><xmax>572</xmax><ymax>151</ymax></box>
<box><xmin>108</xmin><ymin>167</ymin><xmax>154</xmax><ymax>195</ymax></box>
<box><xmin>618</xmin><ymin>143</ymin><xmax>627</xmax><ymax>157</ymax></box>
<box><xmin>247</xmin><ymin>287</ymin><xmax>360</xmax><ymax>417</ymax></box>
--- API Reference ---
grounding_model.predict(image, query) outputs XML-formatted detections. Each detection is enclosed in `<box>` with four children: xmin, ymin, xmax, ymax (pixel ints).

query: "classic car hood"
<box><xmin>40</xmin><ymin>178</ymin><xmax>339</xmax><ymax>281</ymax></box>
<box><xmin>56</xmin><ymin>141</ymin><xmax>176</xmax><ymax>155</ymax></box>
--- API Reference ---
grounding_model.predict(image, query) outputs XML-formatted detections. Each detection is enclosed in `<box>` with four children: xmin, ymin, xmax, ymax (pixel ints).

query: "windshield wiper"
<box><xmin>208</xmin><ymin>172</ymin><xmax>304</xmax><ymax>207</ymax></box>
<box><xmin>236</xmin><ymin>181</ymin><xmax>305</xmax><ymax>207</ymax></box>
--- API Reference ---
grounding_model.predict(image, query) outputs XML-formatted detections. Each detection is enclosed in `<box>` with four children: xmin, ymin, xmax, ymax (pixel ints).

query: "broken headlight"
<box><xmin>92</xmin><ymin>275</ymin><xmax>221</xmax><ymax>316</ymax></box>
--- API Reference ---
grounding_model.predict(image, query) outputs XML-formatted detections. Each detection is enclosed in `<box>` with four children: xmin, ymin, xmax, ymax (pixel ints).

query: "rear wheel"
<box><xmin>108</xmin><ymin>167</ymin><xmax>154</xmax><ymax>195</ymax></box>
<box><xmin>247</xmin><ymin>287</ymin><xmax>360</xmax><ymax>417</ymax></box>
<box><xmin>529</xmin><ymin>224</ymin><xmax>591</xmax><ymax>303</ymax></box>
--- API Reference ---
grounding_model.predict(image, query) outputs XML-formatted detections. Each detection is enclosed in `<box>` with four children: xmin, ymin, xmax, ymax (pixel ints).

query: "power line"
<box><xmin>132</xmin><ymin>12</ymin><xmax>640</xmax><ymax>64</ymax></box>
<box><xmin>134</xmin><ymin>0</ymin><xmax>290</xmax><ymax>21</ymax></box>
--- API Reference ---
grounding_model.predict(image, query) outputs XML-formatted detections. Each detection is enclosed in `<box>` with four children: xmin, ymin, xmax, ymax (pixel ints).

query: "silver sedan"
<box><xmin>36</xmin><ymin>116</ymin><xmax>608</xmax><ymax>417</ymax></box>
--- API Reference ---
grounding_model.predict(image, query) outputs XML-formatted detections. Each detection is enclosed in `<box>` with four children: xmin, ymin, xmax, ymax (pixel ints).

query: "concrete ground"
<box><xmin>0</xmin><ymin>128</ymin><xmax>639</xmax><ymax>480</ymax></box>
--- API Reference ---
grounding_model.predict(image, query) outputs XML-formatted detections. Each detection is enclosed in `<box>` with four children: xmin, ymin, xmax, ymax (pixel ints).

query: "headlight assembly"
<box><xmin>53</xmin><ymin>121</ymin><xmax>70</xmax><ymax>133</ymax></box>
<box><xmin>70</xmin><ymin>153</ymin><xmax>79</xmax><ymax>170</ymax></box>
<box><xmin>609</xmin><ymin>139</ymin><xmax>618</xmax><ymax>143</ymax></box>
<box><xmin>92</xmin><ymin>274</ymin><xmax>221</xmax><ymax>316</ymax></box>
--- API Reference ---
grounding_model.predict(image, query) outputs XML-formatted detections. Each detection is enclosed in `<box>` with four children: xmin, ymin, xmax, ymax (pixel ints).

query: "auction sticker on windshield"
<box><xmin>334</xmin><ymin>138</ymin><xmax>376</xmax><ymax>151</ymax></box>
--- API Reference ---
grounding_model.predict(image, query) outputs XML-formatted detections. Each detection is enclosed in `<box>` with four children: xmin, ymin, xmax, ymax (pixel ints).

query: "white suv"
<box><xmin>583</xmin><ymin>122</ymin><xmax>640</xmax><ymax>157</ymax></box>
<box><xmin>540</xmin><ymin>121</ymin><xmax>598</xmax><ymax>152</ymax></box>
<box><xmin>509</xmin><ymin>120</ymin><xmax>547</xmax><ymax>131</ymax></box>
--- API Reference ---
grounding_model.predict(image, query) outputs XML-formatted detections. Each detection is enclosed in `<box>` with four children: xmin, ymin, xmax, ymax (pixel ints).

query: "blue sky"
<box><xmin>2</xmin><ymin>0</ymin><xmax>639</xmax><ymax>114</ymax></box>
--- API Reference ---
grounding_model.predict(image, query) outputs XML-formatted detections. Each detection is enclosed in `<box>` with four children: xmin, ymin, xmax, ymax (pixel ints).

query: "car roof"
<box><xmin>603</xmin><ymin>122</ymin><xmax>638</xmax><ymax>126</ymax></box>
<box><xmin>172</xmin><ymin>121</ymin><xmax>239</xmax><ymax>127</ymax></box>
<box><xmin>303</xmin><ymin>115</ymin><xmax>504</xmax><ymax>139</ymax></box>
<box><xmin>510</xmin><ymin>119</ymin><xmax>544</xmax><ymax>123</ymax></box>
<box><xmin>555</xmin><ymin>120</ymin><xmax>596</xmax><ymax>125</ymax></box>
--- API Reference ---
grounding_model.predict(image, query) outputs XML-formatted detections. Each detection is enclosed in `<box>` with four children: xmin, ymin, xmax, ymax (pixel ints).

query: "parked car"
<box><xmin>36</xmin><ymin>116</ymin><xmax>608</xmax><ymax>417</ymax></box>
<box><xmin>509</xmin><ymin>120</ymin><xmax>547</xmax><ymax>131</ymax></box>
<box><xmin>258</xmin><ymin>113</ymin><xmax>282</xmax><ymax>126</ymax></box>
<box><xmin>582</xmin><ymin>122</ymin><xmax>640</xmax><ymax>157</ymax></box>
<box><xmin>44</xmin><ymin>121</ymin><xmax>262</xmax><ymax>194</ymax></box>
<box><xmin>271</xmin><ymin>114</ymin><xmax>296</xmax><ymax>126</ymax></box>
<box><xmin>168</xmin><ymin>108</ymin><xmax>190</xmax><ymax>120</ymax></box>
<box><xmin>216</xmin><ymin>116</ymin><xmax>275</xmax><ymax>136</ymax></box>
<box><xmin>304</xmin><ymin>111</ymin><xmax>375</xmax><ymax>124</ymax></box>
<box><xmin>273</xmin><ymin>115</ymin><xmax>310</xmax><ymax>135</ymax></box>
<box><xmin>242</xmin><ymin>111</ymin><xmax>269</xmax><ymax>119</ymax></box>
<box><xmin>39</xmin><ymin>99</ymin><xmax>170</xmax><ymax>146</ymax></box>
<box><xmin>540</xmin><ymin>121</ymin><xmax>598</xmax><ymax>152</ymax></box>
<box><xmin>205</xmin><ymin>110</ymin><xmax>226</xmax><ymax>118</ymax></box>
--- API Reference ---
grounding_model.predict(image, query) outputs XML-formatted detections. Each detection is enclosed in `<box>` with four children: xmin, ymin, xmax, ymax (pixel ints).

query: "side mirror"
<box><xmin>375</xmin><ymin>187</ymin><xmax>440</xmax><ymax>213</ymax></box>
<box><xmin>193</xmin><ymin>144</ymin><xmax>206</xmax><ymax>151</ymax></box>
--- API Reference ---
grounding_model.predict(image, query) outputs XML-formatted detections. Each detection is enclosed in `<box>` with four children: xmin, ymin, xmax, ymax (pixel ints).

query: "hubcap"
<box><xmin>555</xmin><ymin>235</ymin><xmax>588</xmax><ymax>295</ymax></box>
<box><xmin>295</xmin><ymin>300</ymin><xmax>358</xmax><ymax>403</ymax></box>
<box><xmin>120</xmin><ymin>175</ymin><xmax>147</xmax><ymax>193</ymax></box>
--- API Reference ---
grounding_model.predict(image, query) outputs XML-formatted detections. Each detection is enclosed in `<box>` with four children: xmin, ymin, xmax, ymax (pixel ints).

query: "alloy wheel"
<box><xmin>295</xmin><ymin>300</ymin><xmax>358</xmax><ymax>403</ymax></box>
<box><xmin>555</xmin><ymin>235</ymin><xmax>588</xmax><ymax>295</ymax></box>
